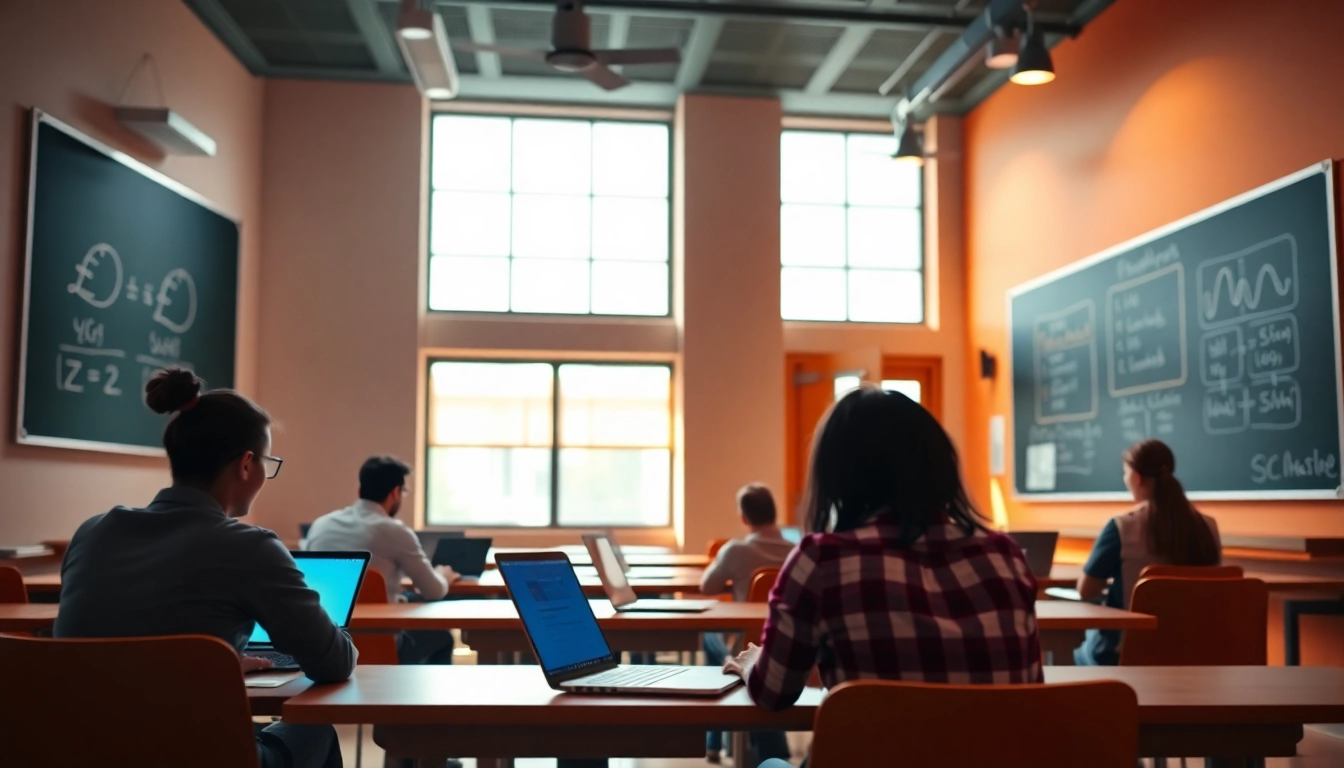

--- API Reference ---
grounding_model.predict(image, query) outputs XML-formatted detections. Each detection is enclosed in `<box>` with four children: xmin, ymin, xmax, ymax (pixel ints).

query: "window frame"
<box><xmin>779</xmin><ymin>128</ymin><xmax>927</xmax><ymax>325</ymax></box>
<box><xmin>421</xmin><ymin>357</ymin><xmax>675</xmax><ymax>529</ymax></box>
<box><xmin>425</xmin><ymin>113</ymin><xmax>675</xmax><ymax>320</ymax></box>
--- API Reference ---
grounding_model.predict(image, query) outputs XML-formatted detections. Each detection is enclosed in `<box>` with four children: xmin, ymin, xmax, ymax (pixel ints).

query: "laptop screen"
<box><xmin>583</xmin><ymin>534</ymin><xmax>638</xmax><ymax>607</ymax></box>
<box><xmin>497</xmin><ymin>557</ymin><xmax>613</xmax><ymax>677</ymax></box>
<box><xmin>249</xmin><ymin>553</ymin><xmax>367</xmax><ymax>645</ymax></box>
<box><xmin>780</xmin><ymin>526</ymin><xmax>802</xmax><ymax>544</ymax></box>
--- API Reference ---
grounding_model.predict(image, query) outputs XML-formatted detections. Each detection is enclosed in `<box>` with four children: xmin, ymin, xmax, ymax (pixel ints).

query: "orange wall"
<box><xmin>965</xmin><ymin>0</ymin><xmax>1344</xmax><ymax>537</ymax></box>
<box><xmin>0</xmin><ymin>0</ymin><xmax>264</xmax><ymax>543</ymax></box>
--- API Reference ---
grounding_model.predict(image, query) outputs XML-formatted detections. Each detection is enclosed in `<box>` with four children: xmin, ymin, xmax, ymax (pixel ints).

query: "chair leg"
<box><xmin>355</xmin><ymin>723</ymin><xmax>363</xmax><ymax>768</ymax></box>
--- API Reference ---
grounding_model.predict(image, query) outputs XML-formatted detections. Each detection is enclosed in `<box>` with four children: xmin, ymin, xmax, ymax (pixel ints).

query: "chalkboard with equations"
<box><xmin>1009</xmin><ymin>162</ymin><xmax>1343</xmax><ymax>500</ymax></box>
<box><xmin>17</xmin><ymin>110</ymin><xmax>238</xmax><ymax>455</ymax></box>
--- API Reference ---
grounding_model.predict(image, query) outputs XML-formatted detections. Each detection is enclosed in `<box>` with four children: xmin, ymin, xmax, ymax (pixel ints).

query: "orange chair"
<box><xmin>747</xmin><ymin>566</ymin><xmax>781</xmax><ymax>603</ymax></box>
<box><xmin>810</xmin><ymin>680</ymin><xmax>1138</xmax><ymax>768</ymax></box>
<box><xmin>1139</xmin><ymin>564</ymin><xmax>1243</xmax><ymax>580</ymax></box>
<box><xmin>706</xmin><ymin>538</ymin><xmax>729</xmax><ymax>559</ymax></box>
<box><xmin>1120</xmin><ymin>577</ymin><xmax>1268</xmax><ymax>666</ymax></box>
<box><xmin>0</xmin><ymin>634</ymin><xmax>258</xmax><ymax>767</ymax></box>
<box><xmin>352</xmin><ymin>570</ymin><xmax>400</xmax><ymax>665</ymax></box>
<box><xmin>0</xmin><ymin>566</ymin><xmax>27</xmax><ymax>603</ymax></box>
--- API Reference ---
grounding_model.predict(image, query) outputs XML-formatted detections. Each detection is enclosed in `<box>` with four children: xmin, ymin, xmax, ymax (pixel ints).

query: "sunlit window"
<box><xmin>427</xmin><ymin>360</ymin><xmax>672</xmax><ymax>527</ymax></box>
<box><xmin>780</xmin><ymin>131</ymin><xmax>924</xmax><ymax>323</ymax></box>
<box><xmin>428</xmin><ymin>115</ymin><xmax>671</xmax><ymax>316</ymax></box>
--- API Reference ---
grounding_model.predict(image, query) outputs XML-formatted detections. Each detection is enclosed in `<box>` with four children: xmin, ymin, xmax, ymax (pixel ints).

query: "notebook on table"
<box><xmin>496</xmin><ymin>551</ymin><xmax>740</xmax><ymax>695</ymax></box>
<box><xmin>244</xmin><ymin>550</ymin><xmax>370</xmax><ymax>671</ymax></box>
<box><xmin>431</xmin><ymin>537</ymin><xmax>492</xmax><ymax>577</ymax></box>
<box><xmin>583</xmin><ymin>533</ymin><xmax>715</xmax><ymax>613</ymax></box>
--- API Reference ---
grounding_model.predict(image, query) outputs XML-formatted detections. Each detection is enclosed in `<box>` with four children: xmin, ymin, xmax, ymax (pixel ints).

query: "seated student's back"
<box><xmin>699</xmin><ymin>483</ymin><xmax>795</xmax><ymax>603</ymax></box>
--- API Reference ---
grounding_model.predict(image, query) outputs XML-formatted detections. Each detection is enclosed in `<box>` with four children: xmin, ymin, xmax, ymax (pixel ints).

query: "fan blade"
<box><xmin>581</xmin><ymin>63</ymin><xmax>629</xmax><ymax>91</ymax></box>
<box><xmin>592</xmin><ymin>48</ymin><xmax>682</xmax><ymax>66</ymax></box>
<box><xmin>454</xmin><ymin>42</ymin><xmax>547</xmax><ymax>61</ymax></box>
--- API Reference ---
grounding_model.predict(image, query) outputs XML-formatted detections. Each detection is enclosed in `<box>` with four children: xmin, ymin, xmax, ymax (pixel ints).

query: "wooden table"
<box><xmin>0</xmin><ymin>603</ymin><xmax>59</xmax><ymax>631</ymax></box>
<box><xmin>487</xmin><ymin>547</ymin><xmax>709</xmax><ymax>569</ymax></box>
<box><xmin>1039</xmin><ymin>564</ymin><xmax>1344</xmax><ymax>594</ymax></box>
<box><xmin>21</xmin><ymin>572</ymin><xmax>60</xmax><ymax>597</ymax></box>
<box><xmin>248</xmin><ymin>676</ymin><xmax>315</xmax><ymax>717</ymax></box>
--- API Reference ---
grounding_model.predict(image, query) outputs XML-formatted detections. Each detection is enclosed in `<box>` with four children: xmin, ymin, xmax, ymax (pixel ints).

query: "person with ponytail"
<box><xmin>1073</xmin><ymin>439</ymin><xmax>1222</xmax><ymax>665</ymax></box>
<box><xmin>54</xmin><ymin>368</ymin><xmax>354</xmax><ymax>768</ymax></box>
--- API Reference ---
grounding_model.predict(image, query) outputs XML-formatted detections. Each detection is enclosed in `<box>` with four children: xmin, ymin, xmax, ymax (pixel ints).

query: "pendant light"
<box><xmin>1010</xmin><ymin>11</ymin><xmax>1056</xmax><ymax>85</ymax></box>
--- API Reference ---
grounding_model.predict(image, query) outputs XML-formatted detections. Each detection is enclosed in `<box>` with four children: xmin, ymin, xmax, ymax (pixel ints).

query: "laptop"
<box><xmin>1007</xmin><ymin>531</ymin><xmax>1059</xmax><ymax>579</ymax></box>
<box><xmin>245</xmin><ymin>550</ymin><xmax>370</xmax><ymax>670</ymax></box>
<box><xmin>416</xmin><ymin>530</ymin><xmax>465</xmax><ymax>558</ymax></box>
<box><xmin>601</xmin><ymin>528</ymin><xmax>632</xmax><ymax>574</ymax></box>
<box><xmin>496</xmin><ymin>551</ymin><xmax>740</xmax><ymax>695</ymax></box>
<box><xmin>431</xmin><ymin>536</ymin><xmax>492</xmax><ymax>577</ymax></box>
<box><xmin>583</xmin><ymin>533</ymin><xmax>716</xmax><ymax>613</ymax></box>
<box><xmin>779</xmin><ymin>526</ymin><xmax>802</xmax><ymax>544</ymax></box>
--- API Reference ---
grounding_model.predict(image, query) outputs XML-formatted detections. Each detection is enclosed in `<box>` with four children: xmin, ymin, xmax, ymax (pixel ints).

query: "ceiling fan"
<box><xmin>455</xmin><ymin>0</ymin><xmax>682</xmax><ymax>91</ymax></box>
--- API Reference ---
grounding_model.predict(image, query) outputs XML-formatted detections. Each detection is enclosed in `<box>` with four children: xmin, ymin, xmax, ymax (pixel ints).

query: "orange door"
<box><xmin>784</xmin><ymin>353</ymin><xmax>835</xmax><ymax>523</ymax></box>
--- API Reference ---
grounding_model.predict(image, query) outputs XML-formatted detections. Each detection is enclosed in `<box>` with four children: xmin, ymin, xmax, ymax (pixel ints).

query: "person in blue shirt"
<box><xmin>1074</xmin><ymin>439</ymin><xmax>1222</xmax><ymax>665</ymax></box>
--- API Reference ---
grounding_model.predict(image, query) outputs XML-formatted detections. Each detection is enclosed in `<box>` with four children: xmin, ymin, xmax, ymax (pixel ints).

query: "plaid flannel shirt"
<box><xmin>746</xmin><ymin>513</ymin><xmax>1044</xmax><ymax>710</ymax></box>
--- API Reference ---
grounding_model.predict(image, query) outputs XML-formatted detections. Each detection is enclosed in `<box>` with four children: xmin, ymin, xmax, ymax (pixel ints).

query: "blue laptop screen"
<box><xmin>249</xmin><ymin>556</ymin><xmax>365</xmax><ymax>645</ymax></box>
<box><xmin>780</xmin><ymin>526</ymin><xmax>802</xmax><ymax>544</ymax></box>
<box><xmin>498</xmin><ymin>558</ymin><xmax>613</xmax><ymax>676</ymax></box>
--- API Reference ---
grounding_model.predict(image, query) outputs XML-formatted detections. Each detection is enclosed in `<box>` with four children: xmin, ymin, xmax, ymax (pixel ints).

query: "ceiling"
<box><xmin>185</xmin><ymin>0</ymin><xmax>1113</xmax><ymax>119</ymax></box>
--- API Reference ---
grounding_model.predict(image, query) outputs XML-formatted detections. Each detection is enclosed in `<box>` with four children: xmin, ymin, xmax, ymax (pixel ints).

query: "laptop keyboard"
<box><xmin>578</xmin><ymin>666</ymin><xmax>685</xmax><ymax>688</ymax></box>
<box><xmin>250</xmin><ymin>651</ymin><xmax>299</xmax><ymax>670</ymax></box>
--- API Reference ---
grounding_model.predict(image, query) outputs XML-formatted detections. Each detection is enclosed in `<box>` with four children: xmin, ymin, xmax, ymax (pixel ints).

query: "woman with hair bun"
<box><xmin>54</xmin><ymin>368</ymin><xmax>354</xmax><ymax>768</ymax></box>
<box><xmin>1073</xmin><ymin>439</ymin><xmax>1222</xmax><ymax>665</ymax></box>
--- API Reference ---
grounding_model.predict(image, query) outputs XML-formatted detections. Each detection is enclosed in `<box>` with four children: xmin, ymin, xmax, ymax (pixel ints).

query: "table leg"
<box><xmin>1038</xmin><ymin>629</ymin><xmax>1081</xmax><ymax>666</ymax></box>
<box><xmin>731</xmin><ymin>732</ymin><xmax>749</xmax><ymax>768</ymax></box>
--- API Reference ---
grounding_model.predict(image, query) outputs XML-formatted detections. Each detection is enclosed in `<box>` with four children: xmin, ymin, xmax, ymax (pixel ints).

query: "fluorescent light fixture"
<box><xmin>891</xmin><ymin>123</ymin><xmax>924</xmax><ymax>166</ymax></box>
<box><xmin>114</xmin><ymin>107</ymin><xmax>216</xmax><ymax>156</ymax></box>
<box><xmin>985</xmin><ymin>28</ymin><xmax>1020</xmax><ymax>69</ymax></box>
<box><xmin>1010</xmin><ymin>15</ymin><xmax>1055</xmax><ymax>86</ymax></box>
<box><xmin>395</xmin><ymin>2</ymin><xmax>460</xmax><ymax>100</ymax></box>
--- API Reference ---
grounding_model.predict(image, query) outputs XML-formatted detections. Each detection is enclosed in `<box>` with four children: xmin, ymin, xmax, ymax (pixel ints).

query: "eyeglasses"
<box><xmin>260</xmin><ymin>455</ymin><xmax>284</xmax><ymax>480</ymax></box>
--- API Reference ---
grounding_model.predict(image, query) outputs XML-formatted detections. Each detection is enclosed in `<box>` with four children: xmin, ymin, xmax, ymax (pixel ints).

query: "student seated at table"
<box><xmin>54</xmin><ymin>368</ymin><xmax>355</xmax><ymax>768</ymax></box>
<box><xmin>723</xmin><ymin>387</ymin><xmax>1043</xmax><ymax>766</ymax></box>
<box><xmin>1073</xmin><ymin>439</ymin><xmax>1221</xmax><ymax>666</ymax></box>
<box><xmin>698</xmin><ymin>483</ymin><xmax>794</xmax><ymax>764</ymax></box>
<box><xmin>306</xmin><ymin>455</ymin><xmax>457</xmax><ymax>664</ymax></box>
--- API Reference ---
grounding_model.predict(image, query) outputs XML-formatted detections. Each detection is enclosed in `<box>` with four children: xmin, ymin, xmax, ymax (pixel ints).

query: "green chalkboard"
<box><xmin>17</xmin><ymin>110</ymin><xmax>238</xmax><ymax>455</ymax></box>
<box><xmin>1008</xmin><ymin>163</ymin><xmax>1343</xmax><ymax>500</ymax></box>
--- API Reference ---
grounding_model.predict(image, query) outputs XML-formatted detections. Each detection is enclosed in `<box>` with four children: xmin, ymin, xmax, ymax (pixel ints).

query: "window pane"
<box><xmin>429</xmin><ymin>256</ymin><xmax>509</xmax><ymax>312</ymax></box>
<box><xmin>426</xmin><ymin>447</ymin><xmax>551</xmax><ymax>526</ymax></box>
<box><xmin>512</xmin><ymin>194</ymin><xmax>591</xmax><ymax>259</ymax></box>
<box><xmin>847</xmin><ymin>207</ymin><xmax>922</xmax><ymax>269</ymax></box>
<box><xmin>882</xmin><ymin>378</ymin><xmax>922</xmax><ymax>403</ymax></box>
<box><xmin>512</xmin><ymin>119</ymin><xmax>591</xmax><ymax>194</ymax></box>
<box><xmin>781</xmin><ymin>132</ymin><xmax>845</xmax><ymax>204</ymax></box>
<box><xmin>847</xmin><ymin>133</ymin><xmax>920</xmax><ymax>207</ymax></box>
<box><xmin>512</xmin><ymin>259</ymin><xmax>590</xmax><ymax>313</ymax></box>
<box><xmin>847</xmin><ymin>269</ymin><xmax>923</xmax><ymax>323</ymax></box>
<box><xmin>781</xmin><ymin>204</ymin><xmax>845</xmax><ymax>267</ymax></box>
<box><xmin>558</xmin><ymin>364</ymin><xmax>671</xmax><ymax>447</ymax></box>
<box><xmin>432</xmin><ymin>115</ymin><xmax>511</xmax><ymax>192</ymax></box>
<box><xmin>592</xmin><ymin>198</ymin><xmax>668</xmax><ymax>261</ymax></box>
<box><xmin>834</xmin><ymin>374</ymin><xmax>861</xmax><ymax>401</ymax></box>
<box><xmin>557</xmin><ymin>448</ymin><xmax>670</xmax><ymax>526</ymax></box>
<box><xmin>591</xmin><ymin>261</ymin><xmax>668</xmax><ymax>316</ymax></box>
<box><xmin>431</xmin><ymin>191</ymin><xmax>510</xmax><ymax>256</ymax></box>
<box><xmin>782</xmin><ymin>267</ymin><xmax>846</xmax><ymax>321</ymax></box>
<box><xmin>592</xmin><ymin>122</ymin><xmax>669</xmax><ymax>197</ymax></box>
<box><xmin>429</xmin><ymin>361</ymin><xmax>553</xmax><ymax>446</ymax></box>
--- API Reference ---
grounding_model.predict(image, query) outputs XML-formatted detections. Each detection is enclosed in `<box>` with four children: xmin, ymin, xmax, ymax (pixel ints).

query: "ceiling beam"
<box><xmin>877</xmin><ymin>29</ymin><xmax>944</xmax><ymax>96</ymax></box>
<box><xmin>675</xmin><ymin>17</ymin><xmax>723</xmax><ymax>90</ymax></box>
<box><xmin>183</xmin><ymin>0</ymin><xmax>268</xmax><ymax>73</ymax></box>
<box><xmin>465</xmin><ymin>5</ymin><xmax>503</xmax><ymax>77</ymax></box>
<box><xmin>345</xmin><ymin>0</ymin><xmax>404</xmax><ymax>74</ymax></box>
<box><xmin>804</xmin><ymin>26</ymin><xmax>873</xmax><ymax>95</ymax></box>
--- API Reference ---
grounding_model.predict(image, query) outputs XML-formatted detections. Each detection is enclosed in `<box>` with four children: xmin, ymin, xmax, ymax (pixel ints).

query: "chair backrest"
<box><xmin>0</xmin><ymin>566</ymin><xmax>27</xmax><ymax>603</ymax></box>
<box><xmin>0</xmin><ymin>634</ymin><xmax>259</xmax><ymax>767</ymax></box>
<box><xmin>352</xmin><ymin>569</ymin><xmax>400</xmax><ymax>665</ymax></box>
<box><xmin>810</xmin><ymin>680</ymin><xmax>1138</xmax><ymax>768</ymax></box>
<box><xmin>1121</xmin><ymin>577</ymin><xmax>1268</xmax><ymax>666</ymax></box>
<box><xmin>706</xmin><ymin>538</ymin><xmax>729</xmax><ymax>559</ymax></box>
<box><xmin>747</xmin><ymin>566</ymin><xmax>781</xmax><ymax>603</ymax></box>
<box><xmin>1138</xmin><ymin>564</ymin><xmax>1243</xmax><ymax>580</ymax></box>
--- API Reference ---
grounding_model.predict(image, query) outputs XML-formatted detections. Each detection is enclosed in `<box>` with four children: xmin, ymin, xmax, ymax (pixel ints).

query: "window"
<box><xmin>428</xmin><ymin>115</ymin><xmax>671</xmax><ymax>316</ymax></box>
<box><xmin>426</xmin><ymin>360</ymin><xmax>672</xmax><ymax>527</ymax></box>
<box><xmin>780</xmin><ymin>130</ymin><xmax>924</xmax><ymax>323</ymax></box>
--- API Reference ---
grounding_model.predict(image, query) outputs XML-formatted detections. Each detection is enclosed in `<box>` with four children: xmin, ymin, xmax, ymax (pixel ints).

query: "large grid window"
<box><xmin>780</xmin><ymin>131</ymin><xmax>924</xmax><ymax>323</ymax></box>
<box><xmin>428</xmin><ymin>115</ymin><xmax>671</xmax><ymax>316</ymax></box>
<box><xmin>426</xmin><ymin>360</ymin><xmax>672</xmax><ymax>527</ymax></box>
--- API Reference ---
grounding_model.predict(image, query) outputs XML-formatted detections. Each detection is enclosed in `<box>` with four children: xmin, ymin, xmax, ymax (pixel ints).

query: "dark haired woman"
<box><xmin>724</xmin><ymin>387</ymin><xmax>1043</xmax><ymax>742</ymax></box>
<box><xmin>1073</xmin><ymin>439</ymin><xmax>1221</xmax><ymax>665</ymax></box>
<box><xmin>54</xmin><ymin>368</ymin><xmax>354</xmax><ymax>768</ymax></box>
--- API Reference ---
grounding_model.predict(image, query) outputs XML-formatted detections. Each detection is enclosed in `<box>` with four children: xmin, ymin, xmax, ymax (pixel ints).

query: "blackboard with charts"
<box><xmin>1008</xmin><ymin>162</ymin><xmax>1343</xmax><ymax>500</ymax></box>
<box><xmin>17</xmin><ymin>110</ymin><xmax>238</xmax><ymax>455</ymax></box>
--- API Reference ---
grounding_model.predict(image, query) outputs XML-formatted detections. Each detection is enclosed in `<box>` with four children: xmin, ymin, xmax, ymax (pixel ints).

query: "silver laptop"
<box><xmin>583</xmin><ymin>533</ymin><xmax>716</xmax><ymax>613</ymax></box>
<box><xmin>496</xmin><ymin>551</ymin><xmax>740</xmax><ymax>695</ymax></box>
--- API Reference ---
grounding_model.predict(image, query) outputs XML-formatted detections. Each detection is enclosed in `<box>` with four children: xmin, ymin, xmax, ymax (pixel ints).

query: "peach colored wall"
<box><xmin>965</xmin><ymin>0</ymin><xmax>1344</xmax><ymax>538</ymax></box>
<box><xmin>0</xmin><ymin>0</ymin><xmax>263</xmax><ymax>544</ymax></box>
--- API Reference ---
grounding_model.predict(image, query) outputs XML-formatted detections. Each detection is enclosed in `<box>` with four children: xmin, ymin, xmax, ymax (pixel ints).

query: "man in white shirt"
<box><xmin>306</xmin><ymin>455</ymin><xmax>457</xmax><ymax>664</ymax></box>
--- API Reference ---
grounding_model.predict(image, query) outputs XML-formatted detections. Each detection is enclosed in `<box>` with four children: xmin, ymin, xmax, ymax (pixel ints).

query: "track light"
<box><xmin>1010</xmin><ymin>12</ymin><xmax>1055</xmax><ymax>85</ymax></box>
<box><xmin>395</xmin><ymin>0</ymin><xmax>460</xmax><ymax>100</ymax></box>
<box><xmin>397</xmin><ymin>0</ymin><xmax>434</xmax><ymax>40</ymax></box>
<box><xmin>892</xmin><ymin>123</ymin><xmax>924</xmax><ymax>166</ymax></box>
<box><xmin>985</xmin><ymin>27</ymin><xmax>1020</xmax><ymax>69</ymax></box>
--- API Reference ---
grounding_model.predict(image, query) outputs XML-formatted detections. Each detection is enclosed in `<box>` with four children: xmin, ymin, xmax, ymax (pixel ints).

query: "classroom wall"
<box><xmin>0</xmin><ymin>0</ymin><xmax>264</xmax><ymax>544</ymax></box>
<box><xmin>964</xmin><ymin>0</ymin><xmax>1344</xmax><ymax>538</ymax></box>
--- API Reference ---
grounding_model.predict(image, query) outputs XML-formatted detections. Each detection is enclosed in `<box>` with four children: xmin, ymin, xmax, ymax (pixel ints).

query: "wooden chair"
<box><xmin>1120</xmin><ymin>577</ymin><xmax>1268</xmax><ymax>666</ymax></box>
<box><xmin>706</xmin><ymin>538</ymin><xmax>729</xmax><ymax>559</ymax></box>
<box><xmin>810</xmin><ymin>680</ymin><xmax>1138</xmax><ymax>768</ymax></box>
<box><xmin>747</xmin><ymin>566</ymin><xmax>781</xmax><ymax>603</ymax></box>
<box><xmin>353</xmin><ymin>569</ymin><xmax>400</xmax><ymax>665</ymax></box>
<box><xmin>0</xmin><ymin>634</ymin><xmax>258</xmax><ymax>767</ymax></box>
<box><xmin>0</xmin><ymin>566</ymin><xmax>27</xmax><ymax>603</ymax></box>
<box><xmin>1139</xmin><ymin>564</ymin><xmax>1243</xmax><ymax>580</ymax></box>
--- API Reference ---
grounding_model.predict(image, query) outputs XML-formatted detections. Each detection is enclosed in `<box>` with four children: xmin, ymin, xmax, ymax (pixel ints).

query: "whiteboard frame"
<box><xmin>15</xmin><ymin>108</ymin><xmax>242</xmax><ymax>457</ymax></box>
<box><xmin>1006</xmin><ymin>160</ymin><xmax>1344</xmax><ymax>502</ymax></box>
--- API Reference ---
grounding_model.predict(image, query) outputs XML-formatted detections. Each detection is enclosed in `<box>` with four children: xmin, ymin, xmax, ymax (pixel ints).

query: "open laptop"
<box><xmin>496</xmin><ymin>551</ymin><xmax>740</xmax><ymax>695</ymax></box>
<box><xmin>416</xmin><ymin>530</ymin><xmax>465</xmax><ymax>559</ymax></box>
<box><xmin>583</xmin><ymin>533</ymin><xmax>716</xmax><ymax>613</ymax></box>
<box><xmin>601</xmin><ymin>528</ymin><xmax>632</xmax><ymax>574</ymax></box>
<box><xmin>1007</xmin><ymin>531</ymin><xmax>1059</xmax><ymax>579</ymax></box>
<box><xmin>245</xmin><ymin>550</ymin><xmax>370</xmax><ymax>670</ymax></box>
<box><xmin>431</xmin><ymin>536</ymin><xmax>492</xmax><ymax>577</ymax></box>
<box><xmin>779</xmin><ymin>526</ymin><xmax>802</xmax><ymax>544</ymax></box>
